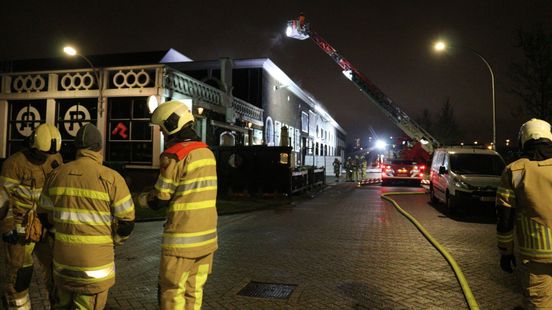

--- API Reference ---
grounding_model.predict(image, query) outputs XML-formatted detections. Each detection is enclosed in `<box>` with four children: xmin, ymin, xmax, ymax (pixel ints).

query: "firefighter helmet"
<box><xmin>519</xmin><ymin>118</ymin><xmax>552</xmax><ymax>148</ymax></box>
<box><xmin>151</xmin><ymin>101</ymin><xmax>194</xmax><ymax>135</ymax></box>
<box><xmin>30</xmin><ymin>123</ymin><xmax>62</xmax><ymax>154</ymax></box>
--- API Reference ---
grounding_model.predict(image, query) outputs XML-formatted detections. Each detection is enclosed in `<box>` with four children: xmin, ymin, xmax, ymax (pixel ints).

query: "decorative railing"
<box><xmin>1</xmin><ymin>64</ymin><xmax>264</xmax><ymax>125</ymax></box>
<box><xmin>164</xmin><ymin>68</ymin><xmax>223</xmax><ymax>106</ymax></box>
<box><xmin>232</xmin><ymin>97</ymin><xmax>263</xmax><ymax>126</ymax></box>
<box><xmin>4</xmin><ymin>73</ymin><xmax>49</xmax><ymax>93</ymax></box>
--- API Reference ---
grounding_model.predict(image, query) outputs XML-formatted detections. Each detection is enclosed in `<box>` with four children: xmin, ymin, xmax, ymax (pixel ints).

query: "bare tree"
<box><xmin>416</xmin><ymin>98</ymin><xmax>463</xmax><ymax>145</ymax></box>
<box><xmin>416</xmin><ymin>108</ymin><xmax>433</xmax><ymax>134</ymax></box>
<box><xmin>435</xmin><ymin>98</ymin><xmax>464</xmax><ymax>145</ymax></box>
<box><xmin>510</xmin><ymin>24</ymin><xmax>552</xmax><ymax>121</ymax></box>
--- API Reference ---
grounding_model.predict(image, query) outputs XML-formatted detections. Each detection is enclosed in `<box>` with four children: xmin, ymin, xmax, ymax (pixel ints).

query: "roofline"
<box><xmin>167</xmin><ymin>57</ymin><xmax>346</xmax><ymax>135</ymax></box>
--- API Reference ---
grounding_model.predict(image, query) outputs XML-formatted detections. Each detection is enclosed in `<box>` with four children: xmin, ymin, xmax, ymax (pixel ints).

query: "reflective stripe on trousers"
<box><xmin>4</xmin><ymin>292</ymin><xmax>31</xmax><ymax>310</ymax></box>
<box><xmin>159</xmin><ymin>254</ymin><xmax>213</xmax><ymax>310</ymax></box>
<box><xmin>53</xmin><ymin>261</ymin><xmax>115</xmax><ymax>283</ymax></box>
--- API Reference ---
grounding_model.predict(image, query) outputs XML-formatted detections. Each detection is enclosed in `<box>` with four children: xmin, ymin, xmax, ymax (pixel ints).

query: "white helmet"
<box><xmin>30</xmin><ymin>123</ymin><xmax>62</xmax><ymax>153</ymax></box>
<box><xmin>519</xmin><ymin>118</ymin><xmax>552</xmax><ymax>148</ymax></box>
<box><xmin>151</xmin><ymin>101</ymin><xmax>194</xmax><ymax>135</ymax></box>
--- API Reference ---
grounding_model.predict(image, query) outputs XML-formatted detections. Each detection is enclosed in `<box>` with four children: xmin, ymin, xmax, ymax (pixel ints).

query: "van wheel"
<box><xmin>446</xmin><ymin>193</ymin><xmax>458</xmax><ymax>215</ymax></box>
<box><xmin>429</xmin><ymin>184</ymin><xmax>438</xmax><ymax>204</ymax></box>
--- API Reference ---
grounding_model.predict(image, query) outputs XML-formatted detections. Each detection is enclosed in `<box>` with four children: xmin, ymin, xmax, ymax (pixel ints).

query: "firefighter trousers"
<box><xmin>521</xmin><ymin>260</ymin><xmax>552</xmax><ymax>309</ymax></box>
<box><xmin>3</xmin><ymin>237</ymin><xmax>53</xmax><ymax>310</ymax></box>
<box><xmin>52</xmin><ymin>287</ymin><xmax>108</xmax><ymax>310</ymax></box>
<box><xmin>159</xmin><ymin>253</ymin><xmax>213</xmax><ymax>310</ymax></box>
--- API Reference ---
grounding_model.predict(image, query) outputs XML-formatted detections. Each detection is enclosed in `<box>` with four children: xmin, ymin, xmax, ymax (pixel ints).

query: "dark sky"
<box><xmin>1</xmin><ymin>0</ymin><xmax>551</xmax><ymax>146</ymax></box>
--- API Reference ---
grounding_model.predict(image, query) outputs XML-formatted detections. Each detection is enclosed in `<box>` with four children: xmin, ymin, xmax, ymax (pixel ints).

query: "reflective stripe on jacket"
<box><xmin>154</xmin><ymin>141</ymin><xmax>218</xmax><ymax>258</ymax></box>
<box><xmin>38</xmin><ymin>149</ymin><xmax>135</xmax><ymax>294</ymax></box>
<box><xmin>497</xmin><ymin>158</ymin><xmax>552</xmax><ymax>262</ymax></box>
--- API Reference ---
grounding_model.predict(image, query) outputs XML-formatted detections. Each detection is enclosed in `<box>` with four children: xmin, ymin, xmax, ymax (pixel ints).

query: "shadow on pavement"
<box><xmin>429</xmin><ymin>200</ymin><xmax>496</xmax><ymax>224</ymax></box>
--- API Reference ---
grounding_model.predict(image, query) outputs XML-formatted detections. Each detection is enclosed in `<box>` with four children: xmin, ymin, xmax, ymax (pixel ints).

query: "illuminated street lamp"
<box><xmin>63</xmin><ymin>45</ymin><xmax>104</xmax><ymax>116</ymax></box>
<box><xmin>433</xmin><ymin>40</ymin><xmax>496</xmax><ymax>150</ymax></box>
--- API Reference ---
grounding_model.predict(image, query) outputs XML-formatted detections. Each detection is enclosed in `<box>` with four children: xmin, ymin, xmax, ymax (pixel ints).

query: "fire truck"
<box><xmin>285</xmin><ymin>14</ymin><xmax>440</xmax><ymax>166</ymax></box>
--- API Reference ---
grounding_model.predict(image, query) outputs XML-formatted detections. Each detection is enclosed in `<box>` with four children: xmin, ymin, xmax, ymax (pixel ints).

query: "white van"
<box><xmin>429</xmin><ymin>146</ymin><xmax>506</xmax><ymax>213</ymax></box>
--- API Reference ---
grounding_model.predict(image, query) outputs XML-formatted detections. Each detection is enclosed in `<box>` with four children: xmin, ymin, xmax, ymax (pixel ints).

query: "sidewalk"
<box><xmin>0</xmin><ymin>178</ymin><xmax>522</xmax><ymax>309</ymax></box>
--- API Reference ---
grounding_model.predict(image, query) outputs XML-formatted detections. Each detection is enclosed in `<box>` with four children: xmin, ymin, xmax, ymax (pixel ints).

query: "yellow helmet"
<box><xmin>519</xmin><ymin>118</ymin><xmax>552</xmax><ymax>148</ymax></box>
<box><xmin>151</xmin><ymin>100</ymin><xmax>194</xmax><ymax>135</ymax></box>
<box><xmin>30</xmin><ymin>123</ymin><xmax>62</xmax><ymax>153</ymax></box>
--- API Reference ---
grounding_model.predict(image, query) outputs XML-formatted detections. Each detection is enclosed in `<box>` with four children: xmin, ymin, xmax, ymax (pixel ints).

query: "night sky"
<box><xmin>1</xmin><ymin>0</ymin><xmax>551</xmax><ymax>146</ymax></box>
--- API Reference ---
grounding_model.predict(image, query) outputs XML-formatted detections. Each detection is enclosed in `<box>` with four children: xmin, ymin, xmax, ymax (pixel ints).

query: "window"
<box><xmin>7</xmin><ymin>100</ymin><xmax>46</xmax><ymax>155</ymax></box>
<box><xmin>294</xmin><ymin>128</ymin><xmax>300</xmax><ymax>152</ymax></box>
<box><xmin>106</xmin><ymin>97</ymin><xmax>152</xmax><ymax>164</ymax></box>
<box><xmin>56</xmin><ymin>98</ymin><xmax>98</xmax><ymax>161</ymax></box>
<box><xmin>450</xmin><ymin>154</ymin><xmax>505</xmax><ymax>175</ymax></box>
<box><xmin>301</xmin><ymin>112</ymin><xmax>309</xmax><ymax>133</ymax></box>
<box><xmin>274</xmin><ymin>120</ymin><xmax>281</xmax><ymax>146</ymax></box>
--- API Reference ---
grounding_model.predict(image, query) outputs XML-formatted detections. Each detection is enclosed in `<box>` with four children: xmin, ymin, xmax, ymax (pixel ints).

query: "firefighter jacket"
<box><xmin>37</xmin><ymin>149</ymin><xmax>135</xmax><ymax>294</ymax></box>
<box><xmin>0</xmin><ymin>149</ymin><xmax>62</xmax><ymax>234</ymax></box>
<box><xmin>497</xmin><ymin>157</ymin><xmax>552</xmax><ymax>263</ymax></box>
<box><xmin>152</xmin><ymin>141</ymin><xmax>218</xmax><ymax>258</ymax></box>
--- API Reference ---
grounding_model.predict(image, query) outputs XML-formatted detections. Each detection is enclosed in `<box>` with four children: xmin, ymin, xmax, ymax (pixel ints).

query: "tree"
<box><xmin>416</xmin><ymin>108</ymin><xmax>433</xmax><ymax>134</ymax></box>
<box><xmin>510</xmin><ymin>24</ymin><xmax>552</xmax><ymax>121</ymax></box>
<box><xmin>435</xmin><ymin>98</ymin><xmax>464</xmax><ymax>145</ymax></box>
<box><xmin>416</xmin><ymin>98</ymin><xmax>463</xmax><ymax>145</ymax></box>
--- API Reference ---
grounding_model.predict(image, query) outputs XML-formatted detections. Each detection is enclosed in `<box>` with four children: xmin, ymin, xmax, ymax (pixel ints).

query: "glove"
<box><xmin>113</xmin><ymin>234</ymin><xmax>128</xmax><ymax>246</ymax></box>
<box><xmin>137</xmin><ymin>193</ymin><xmax>150</xmax><ymax>209</ymax></box>
<box><xmin>500</xmin><ymin>254</ymin><xmax>516</xmax><ymax>273</ymax></box>
<box><xmin>2</xmin><ymin>230</ymin><xmax>19</xmax><ymax>244</ymax></box>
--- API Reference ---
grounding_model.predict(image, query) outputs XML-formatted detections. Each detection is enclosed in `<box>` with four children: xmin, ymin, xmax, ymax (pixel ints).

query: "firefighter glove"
<box><xmin>2</xmin><ymin>230</ymin><xmax>19</xmax><ymax>244</ymax></box>
<box><xmin>113</xmin><ymin>234</ymin><xmax>128</xmax><ymax>246</ymax></box>
<box><xmin>500</xmin><ymin>254</ymin><xmax>516</xmax><ymax>273</ymax></box>
<box><xmin>137</xmin><ymin>192</ymin><xmax>150</xmax><ymax>209</ymax></box>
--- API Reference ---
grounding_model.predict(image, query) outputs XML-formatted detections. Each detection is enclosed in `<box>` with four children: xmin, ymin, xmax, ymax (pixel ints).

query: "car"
<box><xmin>429</xmin><ymin>146</ymin><xmax>506</xmax><ymax>213</ymax></box>
<box><xmin>381</xmin><ymin>159</ymin><xmax>425</xmax><ymax>186</ymax></box>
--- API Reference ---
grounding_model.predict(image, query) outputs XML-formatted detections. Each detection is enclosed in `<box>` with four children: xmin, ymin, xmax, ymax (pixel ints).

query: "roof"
<box><xmin>170</xmin><ymin>58</ymin><xmax>346</xmax><ymax>134</ymax></box>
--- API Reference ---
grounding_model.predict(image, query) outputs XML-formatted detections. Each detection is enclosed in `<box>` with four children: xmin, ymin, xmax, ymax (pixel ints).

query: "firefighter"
<box><xmin>353</xmin><ymin>155</ymin><xmax>361</xmax><ymax>182</ymax></box>
<box><xmin>345</xmin><ymin>157</ymin><xmax>353</xmax><ymax>182</ymax></box>
<box><xmin>497</xmin><ymin>118</ymin><xmax>552</xmax><ymax>309</ymax></box>
<box><xmin>332</xmin><ymin>158</ymin><xmax>341</xmax><ymax>182</ymax></box>
<box><xmin>37</xmin><ymin>124</ymin><xmax>135</xmax><ymax>309</ymax></box>
<box><xmin>137</xmin><ymin>101</ymin><xmax>218</xmax><ymax>310</ymax></box>
<box><xmin>361</xmin><ymin>157</ymin><xmax>368</xmax><ymax>181</ymax></box>
<box><xmin>1</xmin><ymin>123</ymin><xmax>63</xmax><ymax>310</ymax></box>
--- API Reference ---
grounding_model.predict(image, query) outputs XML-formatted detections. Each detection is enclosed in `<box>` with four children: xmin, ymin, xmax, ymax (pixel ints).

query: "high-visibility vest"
<box><xmin>517</xmin><ymin>213</ymin><xmax>552</xmax><ymax>259</ymax></box>
<box><xmin>153</xmin><ymin>141</ymin><xmax>218</xmax><ymax>258</ymax></box>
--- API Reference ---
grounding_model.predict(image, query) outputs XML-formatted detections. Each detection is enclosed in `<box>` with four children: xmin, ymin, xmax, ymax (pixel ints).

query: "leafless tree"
<box><xmin>510</xmin><ymin>24</ymin><xmax>552</xmax><ymax>121</ymax></box>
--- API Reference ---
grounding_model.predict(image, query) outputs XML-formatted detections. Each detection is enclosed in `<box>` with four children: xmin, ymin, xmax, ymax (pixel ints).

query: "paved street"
<box><xmin>1</xmin><ymin>179</ymin><xmax>523</xmax><ymax>309</ymax></box>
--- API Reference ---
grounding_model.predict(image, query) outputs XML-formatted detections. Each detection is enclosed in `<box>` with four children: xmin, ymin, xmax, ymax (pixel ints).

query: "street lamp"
<box><xmin>433</xmin><ymin>41</ymin><xmax>496</xmax><ymax>149</ymax></box>
<box><xmin>63</xmin><ymin>45</ymin><xmax>104</xmax><ymax>117</ymax></box>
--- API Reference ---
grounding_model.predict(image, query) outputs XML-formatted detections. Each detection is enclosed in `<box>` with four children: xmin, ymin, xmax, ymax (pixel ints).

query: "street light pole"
<box><xmin>63</xmin><ymin>46</ymin><xmax>104</xmax><ymax>117</ymax></box>
<box><xmin>433</xmin><ymin>42</ymin><xmax>496</xmax><ymax>149</ymax></box>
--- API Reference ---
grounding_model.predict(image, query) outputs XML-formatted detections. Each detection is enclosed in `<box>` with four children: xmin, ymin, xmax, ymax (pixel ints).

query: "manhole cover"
<box><xmin>237</xmin><ymin>281</ymin><xmax>297</xmax><ymax>300</ymax></box>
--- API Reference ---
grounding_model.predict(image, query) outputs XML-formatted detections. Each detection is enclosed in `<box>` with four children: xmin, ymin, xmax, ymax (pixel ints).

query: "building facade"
<box><xmin>174</xmin><ymin>58</ymin><xmax>346</xmax><ymax>171</ymax></box>
<box><xmin>0</xmin><ymin>51</ymin><xmax>345</xmax><ymax>175</ymax></box>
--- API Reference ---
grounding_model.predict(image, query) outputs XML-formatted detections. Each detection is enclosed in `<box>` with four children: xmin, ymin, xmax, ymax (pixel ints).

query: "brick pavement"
<box><xmin>0</xmin><ymin>179</ymin><xmax>523</xmax><ymax>309</ymax></box>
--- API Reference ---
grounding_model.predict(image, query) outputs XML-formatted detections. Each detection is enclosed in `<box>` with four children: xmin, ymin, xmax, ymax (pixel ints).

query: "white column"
<box><xmin>46</xmin><ymin>99</ymin><xmax>56</xmax><ymax>124</ymax></box>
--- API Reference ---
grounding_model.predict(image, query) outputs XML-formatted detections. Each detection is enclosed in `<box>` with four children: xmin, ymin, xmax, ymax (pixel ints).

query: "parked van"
<box><xmin>429</xmin><ymin>146</ymin><xmax>506</xmax><ymax>213</ymax></box>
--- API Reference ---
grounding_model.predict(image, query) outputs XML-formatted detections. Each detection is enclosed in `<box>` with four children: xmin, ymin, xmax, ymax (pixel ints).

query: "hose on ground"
<box><xmin>380</xmin><ymin>191</ymin><xmax>479</xmax><ymax>310</ymax></box>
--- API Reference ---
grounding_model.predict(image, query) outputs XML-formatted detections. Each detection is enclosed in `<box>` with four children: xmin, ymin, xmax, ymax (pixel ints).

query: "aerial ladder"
<box><xmin>286</xmin><ymin>15</ymin><xmax>440</xmax><ymax>162</ymax></box>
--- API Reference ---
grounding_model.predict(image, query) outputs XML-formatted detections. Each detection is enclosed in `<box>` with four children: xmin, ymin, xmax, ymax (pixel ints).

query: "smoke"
<box><xmin>269</xmin><ymin>32</ymin><xmax>287</xmax><ymax>50</ymax></box>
